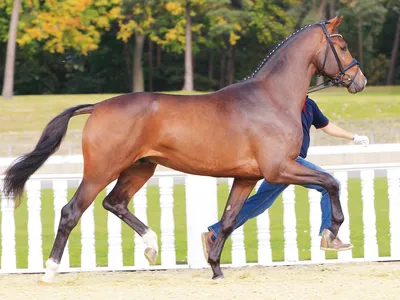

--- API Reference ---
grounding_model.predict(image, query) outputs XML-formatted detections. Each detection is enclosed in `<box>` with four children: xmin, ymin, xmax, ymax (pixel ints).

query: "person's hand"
<box><xmin>353</xmin><ymin>134</ymin><xmax>369</xmax><ymax>146</ymax></box>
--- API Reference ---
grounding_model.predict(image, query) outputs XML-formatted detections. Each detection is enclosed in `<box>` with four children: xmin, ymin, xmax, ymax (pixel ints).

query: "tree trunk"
<box><xmin>295</xmin><ymin>6</ymin><xmax>310</xmax><ymax>29</ymax></box>
<box><xmin>0</xmin><ymin>43</ymin><xmax>3</xmax><ymax>74</ymax></box>
<box><xmin>182</xmin><ymin>2</ymin><xmax>193</xmax><ymax>91</ymax></box>
<box><xmin>226</xmin><ymin>45</ymin><xmax>236</xmax><ymax>85</ymax></box>
<box><xmin>318</xmin><ymin>0</ymin><xmax>326</xmax><ymax>20</ymax></box>
<box><xmin>157</xmin><ymin>44</ymin><xmax>161</xmax><ymax>67</ymax></box>
<box><xmin>192</xmin><ymin>51</ymin><xmax>195</xmax><ymax>75</ymax></box>
<box><xmin>124</xmin><ymin>43</ymin><xmax>132</xmax><ymax>91</ymax></box>
<box><xmin>133</xmin><ymin>32</ymin><xmax>145</xmax><ymax>92</ymax></box>
<box><xmin>148</xmin><ymin>39</ymin><xmax>153</xmax><ymax>92</ymax></box>
<box><xmin>219</xmin><ymin>49</ymin><xmax>226</xmax><ymax>88</ymax></box>
<box><xmin>2</xmin><ymin>0</ymin><xmax>21</xmax><ymax>100</ymax></box>
<box><xmin>329</xmin><ymin>0</ymin><xmax>335</xmax><ymax>19</ymax></box>
<box><xmin>387</xmin><ymin>13</ymin><xmax>400</xmax><ymax>86</ymax></box>
<box><xmin>208</xmin><ymin>51</ymin><xmax>214</xmax><ymax>81</ymax></box>
<box><xmin>312</xmin><ymin>0</ymin><xmax>316</xmax><ymax>11</ymax></box>
<box><xmin>358</xmin><ymin>17</ymin><xmax>364</xmax><ymax>69</ymax></box>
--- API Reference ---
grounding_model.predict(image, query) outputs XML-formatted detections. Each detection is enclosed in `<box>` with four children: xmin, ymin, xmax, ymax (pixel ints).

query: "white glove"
<box><xmin>353</xmin><ymin>134</ymin><xmax>369</xmax><ymax>146</ymax></box>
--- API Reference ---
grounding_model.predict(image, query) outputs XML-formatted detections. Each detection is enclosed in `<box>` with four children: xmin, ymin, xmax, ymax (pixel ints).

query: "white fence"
<box><xmin>1</xmin><ymin>143</ymin><xmax>400</xmax><ymax>171</ymax></box>
<box><xmin>0</xmin><ymin>161</ymin><xmax>400</xmax><ymax>274</ymax></box>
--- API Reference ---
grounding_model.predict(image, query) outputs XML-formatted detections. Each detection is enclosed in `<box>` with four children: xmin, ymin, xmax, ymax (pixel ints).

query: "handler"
<box><xmin>202</xmin><ymin>96</ymin><xmax>369</xmax><ymax>259</ymax></box>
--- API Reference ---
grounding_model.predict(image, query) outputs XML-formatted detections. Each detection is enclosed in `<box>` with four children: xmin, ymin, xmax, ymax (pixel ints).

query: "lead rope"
<box><xmin>307</xmin><ymin>78</ymin><xmax>339</xmax><ymax>94</ymax></box>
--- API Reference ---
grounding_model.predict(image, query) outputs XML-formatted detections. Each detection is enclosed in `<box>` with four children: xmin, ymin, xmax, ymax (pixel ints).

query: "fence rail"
<box><xmin>1</xmin><ymin>143</ymin><xmax>400</xmax><ymax>168</ymax></box>
<box><xmin>0</xmin><ymin>162</ymin><xmax>400</xmax><ymax>274</ymax></box>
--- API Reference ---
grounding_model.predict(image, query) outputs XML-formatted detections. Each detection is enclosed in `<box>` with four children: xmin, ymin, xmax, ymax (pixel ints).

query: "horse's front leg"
<box><xmin>208</xmin><ymin>179</ymin><xmax>257</xmax><ymax>279</ymax></box>
<box><xmin>261</xmin><ymin>158</ymin><xmax>344</xmax><ymax>236</ymax></box>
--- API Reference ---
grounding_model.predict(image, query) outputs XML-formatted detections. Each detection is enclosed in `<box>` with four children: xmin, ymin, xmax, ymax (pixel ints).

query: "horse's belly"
<box><xmin>149</xmin><ymin>153</ymin><xmax>263</xmax><ymax>179</ymax></box>
<box><xmin>145</xmin><ymin>107</ymin><xmax>263</xmax><ymax>178</ymax></box>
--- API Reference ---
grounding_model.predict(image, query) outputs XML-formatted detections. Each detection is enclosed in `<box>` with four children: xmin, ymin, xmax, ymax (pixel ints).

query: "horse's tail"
<box><xmin>2</xmin><ymin>104</ymin><xmax>94</xmax><ymax>206</ymax></box>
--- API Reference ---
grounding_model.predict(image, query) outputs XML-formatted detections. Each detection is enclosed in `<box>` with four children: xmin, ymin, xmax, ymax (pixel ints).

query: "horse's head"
<box><xmin>315</xmin><ymin>16</ymin><xmax>367</xmax><ymax>94</ymax></box>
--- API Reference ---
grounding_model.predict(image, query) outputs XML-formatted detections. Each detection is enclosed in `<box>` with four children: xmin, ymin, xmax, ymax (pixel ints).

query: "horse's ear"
<box><xmin>326</xmin><ymin>15</ymin><xmax>343</xmax><ymax>33</ymax></box>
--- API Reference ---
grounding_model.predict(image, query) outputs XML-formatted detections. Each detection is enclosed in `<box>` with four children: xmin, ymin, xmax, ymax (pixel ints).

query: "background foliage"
<box><xmin>0</xmin><ymin>0</ymin><xmax>399</xmax><ymax>95</ymax></box>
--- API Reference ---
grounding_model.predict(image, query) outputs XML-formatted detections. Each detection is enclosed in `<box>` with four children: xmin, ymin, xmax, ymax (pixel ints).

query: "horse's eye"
<box><xmin>340</xmin><ymin>46</ymin><xmax>347</xmax><ymax>51</ymax></box>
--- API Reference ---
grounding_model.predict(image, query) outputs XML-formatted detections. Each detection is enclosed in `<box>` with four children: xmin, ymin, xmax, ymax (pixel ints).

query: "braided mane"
<box><xmin>241</xmin><ymin>23</ymin><xmax>321</xmax><ymax>81</ymax></box>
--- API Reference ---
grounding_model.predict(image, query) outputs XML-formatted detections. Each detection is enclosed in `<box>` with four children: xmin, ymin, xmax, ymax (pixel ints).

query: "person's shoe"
<box><xmin>201</xmin><ymin>231</ymin><xmax>214</xmax><ymax>261</ymax></box>
<box><xmin>320</xmin><ymin>228</ymin><xmax>353</xmax><ymax>251</ymax></box>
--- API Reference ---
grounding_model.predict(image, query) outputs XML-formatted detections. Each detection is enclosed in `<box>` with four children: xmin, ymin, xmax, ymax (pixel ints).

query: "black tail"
<box><xmin>2</xmin><ymin>104</ymin><xmax>94</xmax><ymax>206</ymax></box>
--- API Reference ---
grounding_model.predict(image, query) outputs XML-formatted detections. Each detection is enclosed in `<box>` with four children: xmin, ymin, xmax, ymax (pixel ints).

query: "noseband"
<box><xmin>308</xmin><ymin>22</ymin><xmax>360</xmax><ymax>93</ymax></box>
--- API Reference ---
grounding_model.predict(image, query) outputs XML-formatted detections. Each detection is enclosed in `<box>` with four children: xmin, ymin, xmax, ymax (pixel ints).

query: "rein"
<box><xmin>308</xmin><ymin>22</ymin><xmax>360</xmax><ymax>94</ymax></box>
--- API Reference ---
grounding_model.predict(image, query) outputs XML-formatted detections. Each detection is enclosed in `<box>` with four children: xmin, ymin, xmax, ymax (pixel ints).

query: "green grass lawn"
<box><xmin>0</xmin><ymin>86</ymin><xmax>399</xmax><ymax>133</ymax></box>
<box><xmin>310</xmin><ymin>86</ymin><xmax>400</xmax><ymax>121</ymax></box>
<box><xmin>0</xmin><ymin>91</ymin><xmax>205</xmax><ymax>133</ymax></box>
<box><xmin>0</xmin><ymin>177</ymin><xmax>391</xmax><ymax>269</ymax></box>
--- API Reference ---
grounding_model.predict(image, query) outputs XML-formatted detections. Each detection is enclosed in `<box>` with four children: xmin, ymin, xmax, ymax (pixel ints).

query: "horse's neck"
<box><xmin>255</xmin><ymin>29</ymin><xmax>320</xmax><ymax>111</ymax></box>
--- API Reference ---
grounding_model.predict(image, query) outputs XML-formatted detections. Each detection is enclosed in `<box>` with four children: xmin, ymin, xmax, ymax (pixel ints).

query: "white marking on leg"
<box><xmin>40</xmin><ymin>259</ymin><xmax>60</xmax><ymax>283</ymax></box>
<box><xmin>142</xmin><ymin>229</ymin><xmax>158</xmax><ymax>252</ymax></box>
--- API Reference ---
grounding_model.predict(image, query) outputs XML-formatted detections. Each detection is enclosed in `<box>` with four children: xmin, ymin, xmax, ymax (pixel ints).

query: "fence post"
<box><xmin>308</xmin><ymin>189</ymin><xmax>325</xmax><ymax>263</ymax></box>
<box><xmin>53</xmin><ymin>179</ymin><xmax>70</xmax><ymax>270</ymax></box>
<box><xmin>387</xmin><ymin>169</ymin><xmax>400</xmax><ymax>259</ymax></box>
<box><xmin>26</xmin><ymin>179</ymin><xmax>43</xmax><ymax>271</ymax></box>
<box><xmin>80</xmin><ymin>182</ymin><xmax>96</xmax><ymax>270</ymax></box>
<box><xmin>228</xmin><ymin>178</ymin><xmax>246</xmax><ymax>266</ymax></box>
<box><xmin>185</xmin><ymin>175</ymin><xmax>218</xmax><ymax>268</ymax></box>
<box><xmin>0</xmin><ymin>181</ymin><xmax>16</xmax><ymax>271</ymax></box>
<box><xmin>106</xmin><ymin>180</ymin><xmax>123</xmax><ymax>268</ymax></box>
<box><xmin>283</xmin><ymin>185</ymin><xmax>298</xmax><ymax>262</ymax></box>
<box><xmin>134</xmin><ymin>183</ymin><xmax>150</xmax><ymax>268</ymax></box>
<box><xmin>360</xmin><ymin>170</ymin><xmax>379</xmax><ymax>260</ymax></box>
<box><xmin>159</xmin><ymin>176</ymin><xmax>176</xmax><ymax>267</ymax></box>
<box><xmin>256</xmin><ymin>180</ymin><xmax>272</xmax><ymax>265</ymax></box>
<box><xmin>334</xmin><ymin>171</ymin><xmax>352</xmax><ymax>261</ymax></box>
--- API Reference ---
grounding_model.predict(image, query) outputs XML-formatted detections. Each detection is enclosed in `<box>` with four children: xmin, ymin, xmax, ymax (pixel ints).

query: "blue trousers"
<box><xmin>208</xmin><ymin>157</ymin><xmax>340</xmax><ymax>241</ymax></box>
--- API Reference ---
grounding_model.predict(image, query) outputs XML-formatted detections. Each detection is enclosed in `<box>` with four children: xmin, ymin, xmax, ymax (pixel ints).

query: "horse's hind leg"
<box><xmin>102</xmin><ymin>160</ymin><xmax>158</xmax><ymax>264</ymax></box>
<box><xmin>41</xmin><ymin>178</ymin><xmax>108</xmax><ymax>283</ymax></box>
<box><xmin>208</xmin><ymin>178</ymin><xmax>257</xmax><ymax>279</ymax></box>
<box><xmin>262</xmin><ymin>158</ymin><xmax>344</xmax><ymax>236</ymax></box>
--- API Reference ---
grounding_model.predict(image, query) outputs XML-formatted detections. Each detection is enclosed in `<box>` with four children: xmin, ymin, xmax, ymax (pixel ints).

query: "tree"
<box><xmin>18</xmin><ymin>0</ymin><xmax>121</xmax><ymax>55</ymax></box>
<box><xmin>205</xmin><ymin>0</ymin><xmax>298</xmax><ymax>87</ymax></box>
<box><xmin>151</xmin><ymin>0</ymin><xmax>208</xmax><ymax>91</ymax></box>
<box><xmin>302</xmin><ymin>0</ymin><xmax>326</xmax><ymax>25</ymax></box>
<box><xmin>117</xmin><ymin>0</ymin><xmax>164</xmax><ymax>92</ymax></box>
<box><xmin>0</xmin><ymin>1</ymin><xmax>10</xmax><ymax>41</ymax></box>
<box><xmin>387</xmin><ymin>1</ymin><xmax>400</xmax><ymax>85</ymax></box>
<box><xmin>2</xmin><ymin>0</ymin><xmax>21</xmax><ymax>100</ymax></box>
<box><xmin>155</xmin><ymin>0</ymin><xmax>205</xmax><ymax>91</ymax></box>
<box><xmin>183</xmin><ymin>1</ymin><xmax>193</xmax><ymax>91</ymax></box>
<box><xmin>206</xmin><ymin>1</ymin><xmax>252</xmax><ymax>86</ymax></box>
<box><xmin>301</xmin><ymin>0</ymin><xmax>327</xmax><ymax>86</ymax></box>
<box><xmin>340</xmin><ymin>0</ymin><xmax>387</xmax><ymax>69</ymax></box>
<box><xmin>329</xmin><ymin>0</ymin><xmax>335</xmax><ymax>18</ymax></box>
<box><xmin>249</xmin><ymin>0</ymin><xmax>300</xmax><ymax>45</ymax></box>
<box><xmin>1</xmin><ymin>0</ymin><xmax>399</xmax><ymax>96</ymax></box>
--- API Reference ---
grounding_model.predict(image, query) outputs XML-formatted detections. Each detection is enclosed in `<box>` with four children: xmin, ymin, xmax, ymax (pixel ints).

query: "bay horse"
<box><xmin>2</xmin><ymin>16</ymin><xmax>366</xmax><ymax>282</ymax></box>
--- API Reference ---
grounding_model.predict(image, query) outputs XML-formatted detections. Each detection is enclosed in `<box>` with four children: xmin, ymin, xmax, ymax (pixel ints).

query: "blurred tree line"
<box><xmin>0</xmin><ymin>0</ymin><xmax>399</xmax><ymax>99</ymax></box>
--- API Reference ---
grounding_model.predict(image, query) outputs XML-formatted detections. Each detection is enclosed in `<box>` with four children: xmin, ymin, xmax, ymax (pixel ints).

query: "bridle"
<box><xmin>308</xmin><ymin>22</ymin><xmax>360</xmax><ymax>94</ymax></box>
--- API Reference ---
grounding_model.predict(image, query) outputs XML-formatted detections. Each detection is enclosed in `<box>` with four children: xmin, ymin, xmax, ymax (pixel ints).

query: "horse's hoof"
<box><xmin>144</xmin><ymin>248</ymin><xmax>158</xmax><ymax>265</ymax></box>
<box><xmin>212</xmin><ymin>274</ymin><xmax>225</xmax><ymax>280</ymax></box>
